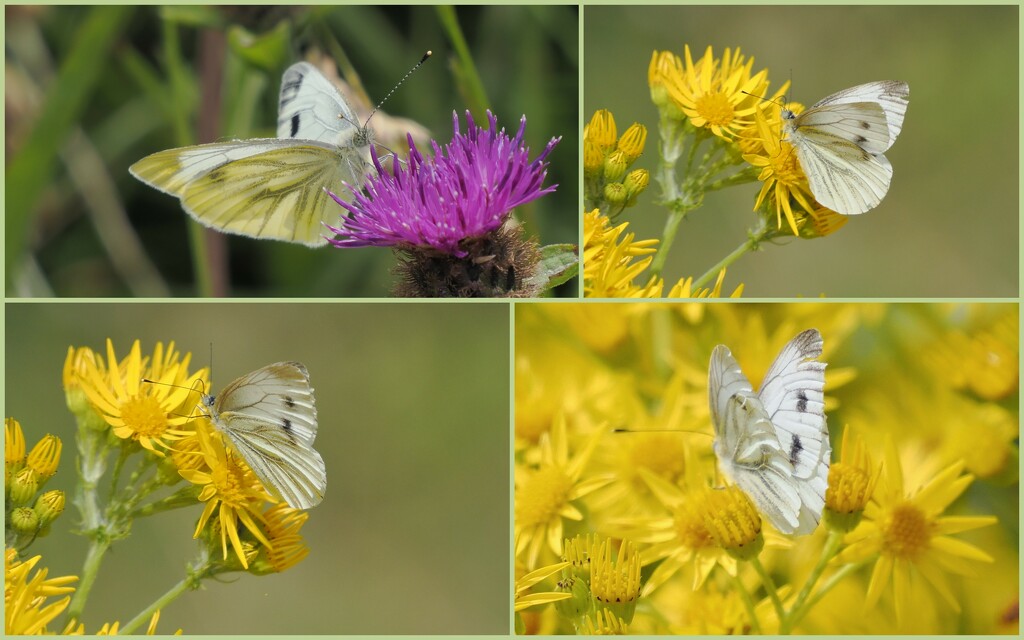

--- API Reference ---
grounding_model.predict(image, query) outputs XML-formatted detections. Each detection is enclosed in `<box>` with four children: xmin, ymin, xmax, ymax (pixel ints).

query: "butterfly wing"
<box><xmin>177</xmin><ymin>143</ymin><xmax>359</xmax><ymax>247</ymax></box>
<box><xmin>130</xmin><ymin>140</ymin><xmax>290</xmax><ymax>198</ymax></box>
<box><xmin>278</xmin><ymin>62</ymin><xmax>373</xmax><ymax>151</ymax></box>
<box><xmin>212</xmin><ymin>362</ymin><xmax>326</xmax><ymax>509</ymax></box>
<box><xmin>803</xmin><ymin>80</ymin><xmax>909</xmax><ymax>148</ymax></box>
<box><xmin>709</xmin><ymin>345</ymin><xmax>803</xmax><ymax>533</ymax></box>
<box><xmin>756</xmin><ymin>329</ymin><xmax>829</xmax><ymax>535</ymax></box>
<box><xmin>787</xmin><ymin>81</ymin><xmax>909</xmax><ymax>215</ymax></box>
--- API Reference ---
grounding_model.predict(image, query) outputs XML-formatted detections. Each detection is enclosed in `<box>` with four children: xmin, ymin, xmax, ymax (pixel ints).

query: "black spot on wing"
<box><xmin>789</xmin><ymin>434</ymin><xmax>804</xmax><ymax>466</ymax></box>
<box><xmin>284</xmin><ymin>396</ymin><xmax>296</xmax><ymax>409</ymax></box>
<box><xmin>796</xmin><ymin>390</ymin><xmax>808</xmax><ymax>413</ymax></box>
<box><xmin>290</xmin><ymin>114</ymin><xmax>300</xmax><ymax>138</ymax></box>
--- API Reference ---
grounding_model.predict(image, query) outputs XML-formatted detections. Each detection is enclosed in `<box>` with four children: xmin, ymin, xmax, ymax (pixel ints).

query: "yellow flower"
<box><xmin>656</xmin><ymin>45</ymin><xmax>778</xmax><ymax>140</ymax></box>
<box><xmin>835</xmin><ymin>437</ymin><xmax>998</xmax><ymax>621</ymax></box>
<box><xmin>77</xmin><ymin>339</ymin><xmax>207</xmax><ymax>454</ymax></box>
<box><xmin>590</xmin><ymin>537</ymin><xmax>641</xmax><ymax>623</ymax></box>
<box><xmin>580</xmin><ymin>608</ymin><xmax>629</xmax><ymax>634</ymax></box>
<box><xmin>824</xmin><ymin>427</ymin><xmax>880</xmax><ymax>532</ymax></box>
<box><xmin>583</xmin><ymin>211</ymin><xmax>742</xmax><ymax>298</ymax></box>
<box><xmin>4</xmin><ymin>548</ymin><xmax>78</xmax><ymax>635</ymax></box>
<box><xmin>515</xmin><ymin>414</ymin><xmax>613</xmax><ymax>568</ymax></box>
<box><xmin>178</xmin><ymin>418</ymin><xmax>271</xmax><ymax>569</ymax></box>
<box><xmin>5</xmin><ymin>417</ymin><xmax>26</xmax><ymax>466</ymax></box>
<box><xmin>249</xmin><ymin>504</ymin><xmax>311</xmax><ymax>574</ymax></box>
<box><xmin>514</xmin><ymin>559</ymin><xmax>572</xmax><ymax>612</ymax></box>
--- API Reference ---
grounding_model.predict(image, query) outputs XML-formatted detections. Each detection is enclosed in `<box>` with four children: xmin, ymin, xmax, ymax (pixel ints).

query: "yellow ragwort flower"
<box><xmin>825</xmin><ymin>427</ymin><xmax>880</xmax><ymax>532</ymax></box>
<box><xmin>77</xmin><ymin>339</ymin><xmax>207</xmax><ymax>454</ymax></box>
<box><xmin>835</xmin><ymin>437</ymin><xmax>998</xmax><ymax>622</ymax></box>
<box><xmin>4</xmin><ymin>548</ymin><xmax>78</xmax><ymax>635</ymax></box>
<box><xmin>254</xmin><ymin>503</ymin><xmax>311</xmax><ymax>574</ymax></box>
<box><xmin>580</xmin><ymin>608</ymin><xmax>630</xmax><ymax>634</ymax></box>
<box><xmin>515</xmin><ymin>413</ymin><xmax>613</xmax><ymax>568</ymax></box>
<box><xmin>657</xmin><ymin>45</ymin><xmax>775</xmax><ymax>140</ymax></box>
<box><xmin>178</xmin><ymin>418</ymin><xmax>272</xmax><ymax>569</ymax></box>
<box><xmin>591</xmin><ymin>537</ymin><xmax>641</xmax><ymax>623</ymax></box>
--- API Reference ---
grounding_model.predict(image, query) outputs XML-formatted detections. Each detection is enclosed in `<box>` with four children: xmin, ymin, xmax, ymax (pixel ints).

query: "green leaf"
<box><xmin>529</xmin><ymin>243</ymin><xmax>578</xmax><ymax>291</ymax></box>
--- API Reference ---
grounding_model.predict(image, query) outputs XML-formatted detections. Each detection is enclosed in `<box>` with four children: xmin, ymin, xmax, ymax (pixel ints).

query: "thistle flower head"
<box><xmin>327</xmin><ymin>110</ymin><xmax>559</xmax><ymax>257</ymax></box>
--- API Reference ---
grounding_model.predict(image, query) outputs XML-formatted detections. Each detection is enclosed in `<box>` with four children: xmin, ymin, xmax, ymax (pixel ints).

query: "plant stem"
<box><xmin>692</xmin><ymin>221</ymin><xmax>768</xmax><ymax>290</ymax></box>
<box><xmin>729</xmin><ymin>570</ymin><xmax>763</xmax><ymax>634</ymax></box>
<box><xmin>120</xmin><ymin>554</ymin><xmax>214</xmax><ymax>635</ymax></box>
<box><xmin>780</xmin><ymin>530</ymin><xmax>844</xmax><ymax>633</ymax></box>
<box><xmin>436</xmin><ymin>6</ymin><xmax>490</xmax><ymax>115</ymax></box>
<box><xmin>67</xmin><ymin>537</ymin><xmax>111</xmax><ymax>624</ymax></box>
<box><xmin>750</xmin><ymin>556</ymin><xmax>786</xmax><ymax>625</ymax></box>
<box><xmin>650</xmin><ymin>208</ymin><xmax>688</xmax><ymax>277</ymax></box>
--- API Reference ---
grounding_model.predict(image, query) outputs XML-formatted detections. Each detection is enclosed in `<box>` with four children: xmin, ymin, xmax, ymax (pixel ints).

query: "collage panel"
<box><xmin>5</xmin><ymin>302</ymin><xmax>509</xmax><ymax>634</ymax></box>
<box><xmin>6</xmin><ymin>5</ymin><xmax>578</xmax><ymax>298</ymax></box>
<box><xmin>514</xmin><ymin>302</ymin><xmax>1018</xmax><ymax>634</ymax></box>
<box><xmin>583</xmin><ymin>5</ymin><xmax>1017</xmax><ymax>298</ymax></box>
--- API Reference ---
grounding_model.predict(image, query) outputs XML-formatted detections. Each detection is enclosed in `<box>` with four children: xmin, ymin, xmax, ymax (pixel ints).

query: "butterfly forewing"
<box><xmin>208</xmin><ymin>362</ymin><xmax>325</xmax><ymax>509</ymax></box>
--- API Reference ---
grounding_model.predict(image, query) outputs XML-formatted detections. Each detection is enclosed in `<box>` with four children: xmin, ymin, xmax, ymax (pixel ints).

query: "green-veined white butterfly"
<box><xmin>782</xmin><ymin>81</ymin><xmax>909</xmax><ymax>215</ymax></box>
<box><xmin>201</xmin><ymin>361</ymin><xmax>326</xmax><ymax>509</ymax></box>
<box><xmin>708</xmin><ymin>329</ymin><xmax>830</xmax><ymax>535</ymax></box>
<box><xmin>130</xmin><ymin>62</ymin><xmax>375</xmax><ymax>247</ymax></box>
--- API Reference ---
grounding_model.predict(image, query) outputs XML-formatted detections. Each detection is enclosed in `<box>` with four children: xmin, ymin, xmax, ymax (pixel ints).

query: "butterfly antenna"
<box><xmin>363</xmin><ymin>50</ymin><xmax>432</xmax><ymax>127</ymax></box>
<box><xmin>613</xmin><ymin>428</ymin><xmax>714</xmax><ymax>439</ymax></box>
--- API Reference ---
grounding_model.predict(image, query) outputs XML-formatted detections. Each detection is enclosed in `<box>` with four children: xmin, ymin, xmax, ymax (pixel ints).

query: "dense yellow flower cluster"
<box><xmin>514</xmin><ymin>303</ymin><xmax>1017</xmax><ymax>634</ymax></box>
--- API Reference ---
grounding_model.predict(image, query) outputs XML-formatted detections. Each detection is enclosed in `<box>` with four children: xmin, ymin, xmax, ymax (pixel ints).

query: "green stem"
<box><xmin>67</xmin><ymin>537</ymin><xmax>111</xmax><ymax>624</ymax></box>
<box><xmin>692</xmin><ymin>221</ymin><xmax>769</xmax><ymax>290</ymax></box>
<box><xmin>790</xmin><ymin>559</ymin><xmax>867</xmax><ymax>630</ymax></box>
<box><xmin>780</xmin><ymin>530</ymin><xmax>844</xmax><ymax>633</ymax></box>
<box><xmin>729</xmin><ymin>570</ymin><xmax>763</xmax><ymax>634</ymax></box>
<box><xmin>650</xmin><ymin>208</ymin><xmax>687</xmax><ymax>277</ymax></box>
<box><xmin>120</xmin><ymin>553</ymin><xmax>215</xmax><ymax>635</ymax></box>
<box><xmin>436</xmin><ymin>6</ymin><xmax>490</xmax><ymax>115</ymax></box>
<box><xmin>750</xmin><ymin>556</ymin><xmax>786</xmax><ymax>625</ymax></box>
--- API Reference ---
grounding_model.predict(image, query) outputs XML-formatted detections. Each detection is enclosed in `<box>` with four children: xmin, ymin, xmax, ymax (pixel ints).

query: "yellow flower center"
<box><xmin>694</xmin><ymin>92</ymin><xmax>735</xmax><ymax>127</ymax></box>
<box><xmin>883</xmin><ymin>502</ymin><xmax>932</xmax><ymax>558</ymax></box>
<box><xmin>213</xmin><ymin>456</ymin><xmax>258</xmax><ymax>507</ymax></box>
<box><xmin>771</xmin><ymin>144</ymin><xmax>805</xmax><ymax>187</ymax></box>
<box><xmin>119</xmin><ymin>395</ymin><xmax>169</xmax><ymax>437</ymax></box>
<box><xmin>629</xmin><ymin>436</ymin><xmax>686</xmax><ymax>487</ymax></box>
<box><xmin>826</xmin><ymin>461</ymin><xmax>872</xmax><ymax>513</ymax></box>
<box><xmin>673</xmin><ymin>493</ymin><xmax>716</xmax><ymax>549</ymax></box>
<box><xmin>516</xmin><ymin>467</ymin><xmax>572</xmax><ymax>528</ymax></box>
<box><xmin>700</xmin><ymin>487</ymin><xmax>762</xmax><ymax>551</ymax></box>
<box><xmin>591</xmin><ymin>539</ymin><xmax>640</xmax><ymax>606</ymax></box>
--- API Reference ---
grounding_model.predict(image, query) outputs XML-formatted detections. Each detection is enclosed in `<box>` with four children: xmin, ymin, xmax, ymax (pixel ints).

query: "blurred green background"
<box><xmin>584</xmin><ymin>5</ymin><xmax>1017</xmax><ymax>297</ymax></box>
<box><xmin>5</xmin><ymin>302</ymin><xmax>509</xmax><ymax>633</ymax></box>
<box><xmin>6</xmin><ymin>5</ymin><xmax>578</xmax><ymax>297</ymax></box>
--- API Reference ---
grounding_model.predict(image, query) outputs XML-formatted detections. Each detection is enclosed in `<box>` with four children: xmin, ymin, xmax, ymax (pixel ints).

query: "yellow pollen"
<box><xmin>213</xmin><ymin>457</ymin><xmax>256</xmax><ymax>507</ymax></box>
<box><xmin>701</xmin><ymin>487</ymin><xmax>762</xmax><ymax>549</ymax></box>
<box><xmin>883</xmin><ymin>502</ymin><xmax>932</xmax><ymax>558</ymax></box>
<box><xmin>826</xmin><ymin>462</ymin><xmax>872</xmax><ymax>513</ymax></box>
<box><xmin>772</xmin><ymin>145</ymin><xmax>805</xmax><ymax>186</ymax></box>
<box><xmin>516</xmin><ymin>467</ymin><xmax>573</xmax><ymax>528</ymax></box>
<box><xmin>695</xmin><ymin>92</ymin><xmax>735</xmax><ymax>127</ymax></box>
<box><xmin>119</xmin><ymin>395</ymin><xmax>169</xmax><ymax>438</ymax></box>
<box><xmin>673</xmin><ymin>495</ymin><xmax>716</xmax><ymax>549</ymax></box>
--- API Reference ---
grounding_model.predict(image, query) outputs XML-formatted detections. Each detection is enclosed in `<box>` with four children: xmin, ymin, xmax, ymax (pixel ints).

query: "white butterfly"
<box><xmin>782</xmin><ymin>81</ymin><xmax>909</xmax><ymax>215</ymax></box>
<box><xmin>130</xmin><ymin>62</ymin><xmax>374</xmax><ymax>247</ymax></box>
<box><xmin>708</xmin><ymin>329</ymin><xmax>830</xmax><ymax>535</ymax></box>
<box><xmin>201</xmin><ymin>361</ymin><xmax>326</xmax><ymax>509</ymax></box>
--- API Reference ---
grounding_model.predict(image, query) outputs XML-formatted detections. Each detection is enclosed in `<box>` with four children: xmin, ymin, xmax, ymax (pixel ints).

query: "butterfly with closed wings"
<box><xmin>131</xmin><ymin>62</ymin><xmax>378</xmax><ymax>247</ymax></box>
<box><xmin>782</xmin><ymin>81</ymin><xmax>909</xmax><ymax>216</ymax></box>
<box><xmin>200</xmin><ymin>361</ymin><xmax>326</xmax><ymax>510</ymax></box>
<box><xmin>708</xmin><ymin>329</ymin><xmax>830</xmax><ymax>535</ymax></box>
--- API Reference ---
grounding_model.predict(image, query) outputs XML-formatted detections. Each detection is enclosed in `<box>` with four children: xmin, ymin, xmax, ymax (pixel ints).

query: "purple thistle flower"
<box><xmin>326</xmin><ymin>110</ymin><xmax>560</xmax><ymax>258</ymax></box>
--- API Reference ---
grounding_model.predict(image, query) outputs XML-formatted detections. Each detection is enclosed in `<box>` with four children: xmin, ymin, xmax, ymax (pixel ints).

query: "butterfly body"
<box><xmin>203</xmin><ymin>361</ymin><xmax>326</xmax><ymax>509</ymax></box>
<box><xmin>708</xmin><ymin>329</ymin><xmax>830</xmax><ymax>535</ymax></box>
<box><xmin>131</xmin><ymin>62</ymin><xmax>373</xmax><ymax>247</ymax></box>
<box><xmin>782</xmin><ymin>80</ymin><xmax>909</xmax><ymax>215</ymax></box>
